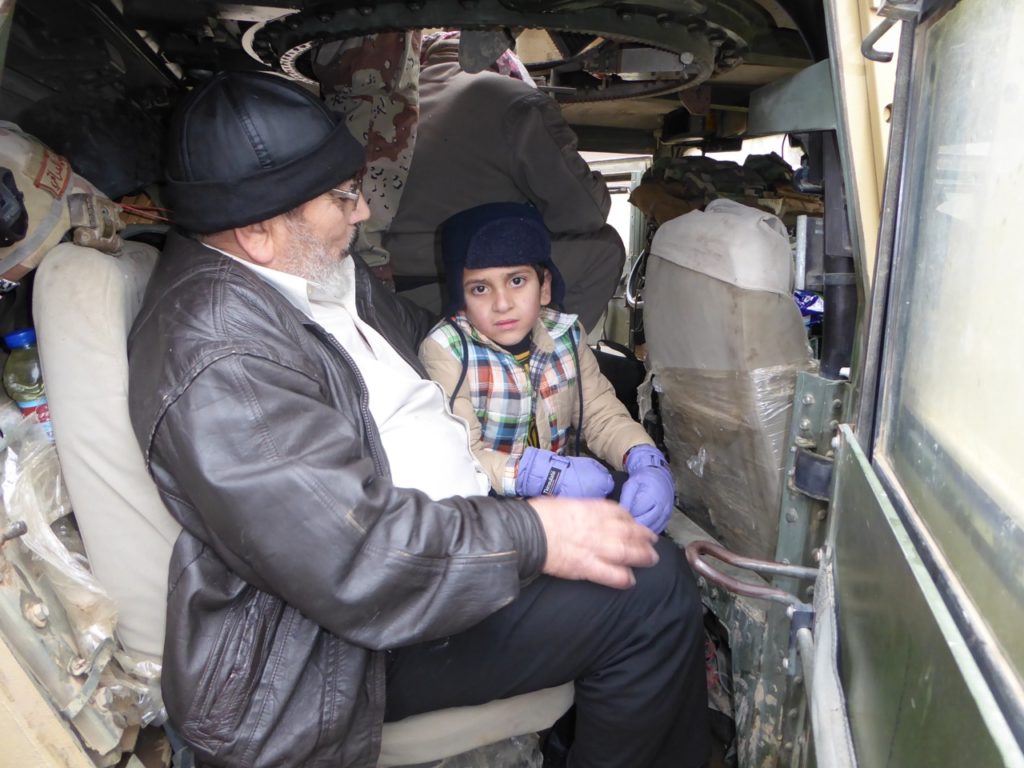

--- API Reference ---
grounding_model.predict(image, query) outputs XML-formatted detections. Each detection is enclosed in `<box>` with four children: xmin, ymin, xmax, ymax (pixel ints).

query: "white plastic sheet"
<box><xmin>657</xmin><ymin>363</ymin><xmax>815</xmax><ymax>559</ymax></box>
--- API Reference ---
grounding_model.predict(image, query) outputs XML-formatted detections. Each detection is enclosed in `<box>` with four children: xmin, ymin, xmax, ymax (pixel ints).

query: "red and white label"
<box><xmin>33</xmin><ymin>149</ymin><xmax>71</xmax><ymax>199</ymax></box>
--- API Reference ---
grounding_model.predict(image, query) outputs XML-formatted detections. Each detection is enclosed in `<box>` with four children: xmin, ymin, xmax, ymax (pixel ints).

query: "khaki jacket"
<box><xmin>420</xmin><ymin>308</ymin><xmax>653</xmax><ymax>493</ymax></box>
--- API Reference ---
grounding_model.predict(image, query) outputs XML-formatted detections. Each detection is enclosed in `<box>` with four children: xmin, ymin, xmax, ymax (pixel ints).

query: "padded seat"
<box><xmin>33</xmin><ymin>241</ymin><xmax>573</xmax><ymax>765</ymax></box>
<box><xmin>644</xmin><ymin>199</ymin><xmax>813</xmax><ymax>559</ymax></box>
<box><xmin>35</xmin><ymin>241</ymin><xmax>178</xmax><ymax>661</ymax></box>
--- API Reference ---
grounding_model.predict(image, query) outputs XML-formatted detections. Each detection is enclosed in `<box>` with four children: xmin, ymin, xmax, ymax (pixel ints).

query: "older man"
<box><xmin>128</xmin><ymin>71</ymin><xmax>708</xmax><ymax>768</ymax></box>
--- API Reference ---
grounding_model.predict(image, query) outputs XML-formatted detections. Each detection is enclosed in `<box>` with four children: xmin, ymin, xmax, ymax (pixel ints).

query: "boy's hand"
<box><xmin>620</xmin><ymin>445</ymin><xmax>674</xmax><ymax>534</ymax></box>
<box><xmin>528</xmin><ymin>496</ymin><xmax>659</xmax><ymax>589</ymax></box>
<box><xmin>515</xmin><ymin>447</ymin><xmax>614</xmax><ymax>498</ymax></box>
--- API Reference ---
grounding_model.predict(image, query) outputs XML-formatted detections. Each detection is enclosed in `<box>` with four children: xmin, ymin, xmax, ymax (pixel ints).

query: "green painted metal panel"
<box><xmin>831</xmin><ymin>426</ymin><xmax>1023</xmax><ymax>768</ymax></box>
<box><xmin>748</xmin><ymin>59</ymin><xmax>837</xmax><ymax>136</ymax></box>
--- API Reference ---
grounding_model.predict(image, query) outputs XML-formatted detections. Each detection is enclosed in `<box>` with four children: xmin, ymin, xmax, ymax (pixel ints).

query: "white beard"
<box><xmin>282</xmin><ymin>216</ymin><xmax>358</xmax><ymax>286</ymax></box>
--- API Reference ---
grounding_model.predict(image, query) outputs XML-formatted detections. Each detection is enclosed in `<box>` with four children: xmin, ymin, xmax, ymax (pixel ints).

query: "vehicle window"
<box><xmin>691</xmin><ymin>134</ymin><xmax>804</xmax><ymax>170</ymax></box>
<box><xmin>875</xmin><ymin>0</ymin><xmax>1024</xmax><ymax>682</ymax></box>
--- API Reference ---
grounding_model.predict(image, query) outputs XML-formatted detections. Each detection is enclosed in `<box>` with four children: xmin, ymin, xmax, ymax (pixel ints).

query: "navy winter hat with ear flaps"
<box><xmin>163</xmin><ymin>71</ymin><xmax>365</xmax><ymax>234</ymax></box>
<box><xmin>442</xmin><ymin>202</ymin><xmax>566</xmax><ymax>317</ymax></box>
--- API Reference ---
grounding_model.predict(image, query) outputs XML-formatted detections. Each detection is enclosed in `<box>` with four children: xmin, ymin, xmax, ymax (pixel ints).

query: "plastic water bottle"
<box><xmin>3</xmin><ymin>328</ymin><xmax>53</xmax><ymax>441</ymax></box>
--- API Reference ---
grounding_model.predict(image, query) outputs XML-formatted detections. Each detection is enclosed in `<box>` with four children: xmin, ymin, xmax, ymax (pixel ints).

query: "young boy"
<box><xmin>419</xmin><ymin>201</ymin><xmax>675</xmax><ymax>532</ymax></box>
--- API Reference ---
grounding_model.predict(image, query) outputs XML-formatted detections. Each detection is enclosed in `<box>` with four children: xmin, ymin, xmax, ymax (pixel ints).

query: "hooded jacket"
<box><xmin>128</xmin><ymin>232</ymin><xmax>547</xmax><ymax>768</ymax></box>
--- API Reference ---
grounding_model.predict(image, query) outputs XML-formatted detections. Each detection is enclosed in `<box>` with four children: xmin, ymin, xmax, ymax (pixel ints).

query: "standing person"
<box><xmin>383</xmin><ymin>31</ymin><xmax>625</xmax><ymax>331</ymax></box>
<box><xmin>420</xmin><ymin>201</ymin><xmax>674</xmax><ymax>534</ymax></box>
<box><xmin>131</xmin><ymin>71</ymin><xmax>709</xmax><ymax>768</ymax></box>
<box><xmin>314</xmin><ymin>30</ymin><xmax>422</xmax><ymax>283</ymax></box>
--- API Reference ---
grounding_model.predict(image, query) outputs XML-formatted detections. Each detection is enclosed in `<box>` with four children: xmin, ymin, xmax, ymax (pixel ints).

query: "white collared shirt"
<box><xmin>207</xmin><ymin>245</ymin><xmax>490</xmax><ymax>501</ymax></box>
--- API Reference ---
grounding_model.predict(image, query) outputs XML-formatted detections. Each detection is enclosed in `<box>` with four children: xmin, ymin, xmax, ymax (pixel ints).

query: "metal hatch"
<box><xmin>831</xmin><ymin>0</ymin><xmax>1024</xmax><ymax>764</ymax></box>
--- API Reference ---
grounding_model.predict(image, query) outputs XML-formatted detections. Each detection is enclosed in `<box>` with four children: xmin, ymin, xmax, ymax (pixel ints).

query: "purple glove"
<box><xmin>515</xmin><ymin>447</ymin><xmax>615</xmax><ymax>498</ymax></box>
<box><xmin>620</xmin><ymin>445</ymin><xmax>674</xmax><ymax>533</ymax></box>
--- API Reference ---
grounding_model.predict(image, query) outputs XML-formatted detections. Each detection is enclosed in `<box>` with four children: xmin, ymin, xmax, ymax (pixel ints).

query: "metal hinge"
<box><xmin>877</xmin><ymin>0</ymin><xmax>923</xmax><ymax>22</ymax></box>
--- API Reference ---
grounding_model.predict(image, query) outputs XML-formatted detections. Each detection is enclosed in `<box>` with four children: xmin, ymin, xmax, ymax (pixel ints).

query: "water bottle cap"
<box><xmin>3</xmin><ymin>328</ymin><xmax>36</xmax><ymax>349</ymax></box>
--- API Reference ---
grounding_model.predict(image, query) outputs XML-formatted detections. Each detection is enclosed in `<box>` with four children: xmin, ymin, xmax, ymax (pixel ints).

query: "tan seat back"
<box><xmin>34</xmin><ymin>241</ymin><xmax>180</xmax><ymax>662</ymax></box>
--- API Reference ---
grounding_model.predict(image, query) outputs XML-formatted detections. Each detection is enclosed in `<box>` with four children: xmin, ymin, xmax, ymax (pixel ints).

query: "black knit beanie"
<box><xmin>442</xmin><ymin>202</ymin><xmax>565</xmax><ymax>316</ymax></box>
<box><xmin>163</xmin><ymin>71</ymin><xmax>365</xmax><ymax>233</ymax></box>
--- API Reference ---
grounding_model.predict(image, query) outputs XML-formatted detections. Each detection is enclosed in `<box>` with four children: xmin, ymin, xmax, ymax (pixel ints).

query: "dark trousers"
<box><xmin>385</xmin><ymin>537</ymin><xmax>710</xmax><ymax>768</ymax></box>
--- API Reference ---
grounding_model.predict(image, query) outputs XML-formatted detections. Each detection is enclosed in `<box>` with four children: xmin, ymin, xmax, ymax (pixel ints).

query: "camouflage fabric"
<box><xmin>315</xmin><ymin>32</ymin><xmax>422</xmax><ymax>271</ymax></box>
<box><xmin>629</xmin><ymin>153</ymin><xmax>821</xmax><ymax>227</ymax></box>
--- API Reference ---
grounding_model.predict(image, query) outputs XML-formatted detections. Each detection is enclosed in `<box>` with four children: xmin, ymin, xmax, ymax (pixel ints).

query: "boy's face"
<box><xmin>462</xmin><ymin>265</ymin><xmax>552</xmax><ymax>346</ymax></box>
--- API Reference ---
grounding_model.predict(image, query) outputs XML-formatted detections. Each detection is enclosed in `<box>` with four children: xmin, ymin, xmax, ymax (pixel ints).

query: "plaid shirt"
<box><xmin>429</xmin><ymin>307</ymin><xmax>581</xmax><ymax>459</ymax></box>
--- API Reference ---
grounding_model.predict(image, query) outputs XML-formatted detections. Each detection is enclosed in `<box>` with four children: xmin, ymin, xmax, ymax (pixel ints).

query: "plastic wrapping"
<box><xmin>97</xmin><ymin>661</ymin><xmax>164</xmax><ymax>728</ymax></box>
<box><xmin>438</xmin><ymin>734</ymin><xmax>543</xmax><ymax>768</ymax></box>
<box><xmin>656</xmin><ymin>363</ymin><xmax>815</xmax><ymax>560</ymax></box>
<box><xmin>0</xmin><ymin>400</ymin><xmax>165</xmax><ymax>731</ymax></box>
<box><xmin>1</xmin><ymin>408</ymin><xmax>118</xmax><ymax>656</ymax></box>
<box><xmin>644</xmin><ymin>200</ymin><xmax>816</xmax><ymax>559</ymax></box>
<box><xmin>110</xmin><ymin>648</ymin><xmax>165</xmax><ymax>727</ymax></box>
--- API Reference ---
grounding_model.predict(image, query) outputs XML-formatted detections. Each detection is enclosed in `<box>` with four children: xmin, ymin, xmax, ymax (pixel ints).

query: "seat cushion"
<box><xmin>378</xmin><ymin>682</ymin><xmax>574</xmax><ymax>767</ymax></box>
<box><xmin>34</xmin><ymin>241</ymin><xmax>181</xmax><ymax>661</ymax></box>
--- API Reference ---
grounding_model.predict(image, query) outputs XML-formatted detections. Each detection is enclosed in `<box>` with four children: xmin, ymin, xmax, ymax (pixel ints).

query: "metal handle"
<box><xmin>685</xmin><ymin>539</ymin><xmax>817</xmax><ymax>609</ymax></box>
<box><xmin>1</xmin><ymin>520</ymin><xmax>27</xmax><ymax>545</ymax></box>
<box><xmin>861</xmin><ymin>17</ymin><xmax>898</xmax><ymax>63</ymax></box>
<box><xmin>624</xmin><ymin>249</ymin><xmax>647</xmax><ymax>308</ymax></box>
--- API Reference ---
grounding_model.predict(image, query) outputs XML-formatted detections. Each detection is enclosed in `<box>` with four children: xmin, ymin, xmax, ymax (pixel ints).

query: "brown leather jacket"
<box><xmin>128</xmin><ymin>232</ymin><xmax>547</xmax><ymax>767</ymax></box>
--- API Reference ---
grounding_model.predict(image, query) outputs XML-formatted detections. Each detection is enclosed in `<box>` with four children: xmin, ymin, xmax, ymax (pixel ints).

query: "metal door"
<box><xmin>829</xmin><ymin>0</ymin><xmax>1024</xmax><ymax>764</ymax></box>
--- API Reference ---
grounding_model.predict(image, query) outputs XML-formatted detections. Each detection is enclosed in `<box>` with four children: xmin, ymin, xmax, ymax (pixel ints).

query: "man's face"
<box><xmin>278</xmin><ymin>179</ymin><xmax>370</xmax><ymax>284</ymax></box>
<box><xmin>462</xmin><ymin>265</ymin><xmax>551</xmax><ymax>346</ymax></box>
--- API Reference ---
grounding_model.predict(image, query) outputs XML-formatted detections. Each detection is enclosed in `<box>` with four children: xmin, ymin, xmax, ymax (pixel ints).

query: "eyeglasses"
<box><xmin>327</xmin><ymin>185</ymin><xmax>361</xmax><ymax>204</ymax></box>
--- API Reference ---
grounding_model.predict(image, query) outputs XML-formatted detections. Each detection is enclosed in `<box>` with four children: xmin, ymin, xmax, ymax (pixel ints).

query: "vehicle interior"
<box><xmin>2</xmin><ymin>1</ymin><xmax>1021</xmax><ymax>767</ymax></box>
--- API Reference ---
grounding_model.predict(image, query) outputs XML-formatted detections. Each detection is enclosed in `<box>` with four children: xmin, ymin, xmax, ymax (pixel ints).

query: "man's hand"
<box><xmin>528</xmin><ymin>496</ymin><xmax>659</xmax><ymax>590</ymax></box>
